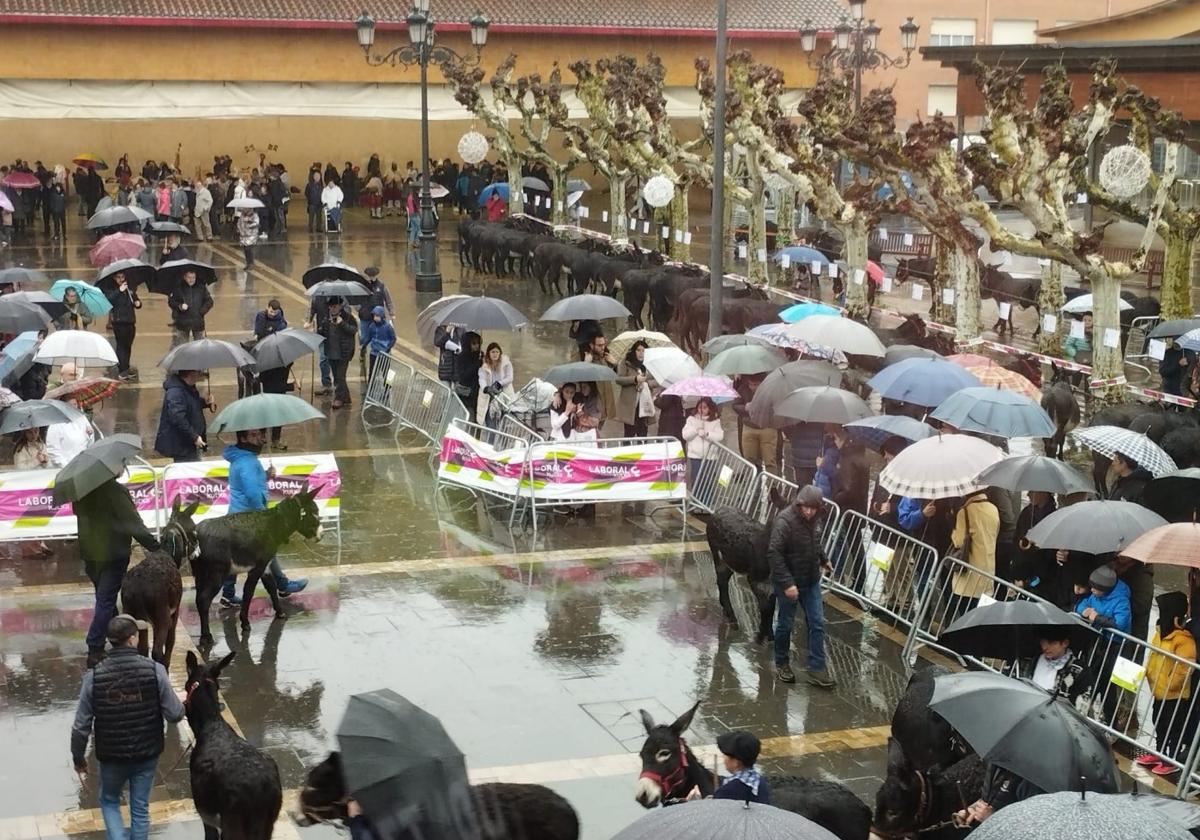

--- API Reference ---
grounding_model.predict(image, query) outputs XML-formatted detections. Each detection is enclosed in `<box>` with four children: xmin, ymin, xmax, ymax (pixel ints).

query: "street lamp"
<box><xmin>798</xmin><ymin>0</ymin><xmax>919</xmax><ymax>107</ymax></box>
<box><xmin>354</xmin><ymin>7</ymin><xmax>490</xmax><ymax>292</ymax></box>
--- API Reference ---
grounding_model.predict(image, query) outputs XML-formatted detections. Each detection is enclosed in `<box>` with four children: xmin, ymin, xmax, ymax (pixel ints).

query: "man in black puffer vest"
<box><xmin>71</xmin><ymin>614</ymin><xmax>184</xmax><ymax>840</ymax></box>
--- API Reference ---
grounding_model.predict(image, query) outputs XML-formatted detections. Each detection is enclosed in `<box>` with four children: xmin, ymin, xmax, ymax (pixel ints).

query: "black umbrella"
<box><xmin>938</xmin><ymin>599</ymin><xmax>1084</xmax><ymax>661</ymax></box>
<box><xmin>0</xmin><ymin>267</ymin><xmax>49</xmax><ymax>288</ymax></box>
<box><xmin>1143</xmin><ymin>469</ymin><xmax>1200</xmax><ymax>522</ymax></box>
<box><xmin>0</xmin><ymin>297</ymin><xmax>52</xmax><ymax>333</ymax></box>
<box><xmin>970</xmin><ymin>791</ymin><xmax>1195</xmax><ymax>840</ymax></box>
<box><xmin>1149</xmin><ymin>319</ymin><xmax>1200</xmax><ymax>340</ymax></box>
<box><xmin>159</xmin><ymin>339</ymin><xmax>256</xmax><ymax>372</ymax></box>
<box><xmin>337</xmin><ymin>689</ymin><xmax>476</xmax><ymax>839</ymax></box>
<box><xmin>929</xmin><ymin>671</ymin><xmax>1120</xmax><ymax>796</ymax></box>
<box><xmin>539</xmin><ymin>294</ymin><xmax>632</xmax><ymax>322</ymax></box>
<box><xmin>433</xmin><ymin>295</ymin><xmax>530</xmax><ymax>331</ymax></box>
<box><xmin>305</xmin><ymin>280</ymin><xmax>373</xmax><ymax>303</ymax></box>
<box><xmin>302</xmin><ymin>262</ymin><xmax>366</xmax><ymax>289</ymax></box>
<box><xmin>5</xmin><ymin>291</ymin><xmax>67</xmax><ymax>320</ymax></box>
<box><xmin>746</xmin><ymin>360</ymin><xmax>844</xmax><ymax>429</ymax></box>
<box><xmin>0</xmin><ymin>398</ymin><xmax>86</xmax><ymax>434</ymax></box>
<box><xmin>52</xmin><ymin>433</ymin><xmax>143</xmax><ymax>505</ymax></box>
<box><xmin>149</xmin><ymin>221</ymin><xmax>191</xmax><ymax>235</ymax></box>
<box><xmin>149</xmin><ymin>259</ymin><xmax>217</xmax><ymax>294</ymax></box>
<box><xmin>611</xmin><ymin>798</ymin><xmax>840</xmax><ymax>840</ymax></box>
<box><xmin>87</xmin><ymin>205</ymin><xmax>142</xmax><ymax>230</ymax></box>
<box><xmin>252</xmin><ymin>328</ymin><xmax>324</xmax><ymax>371</ymax></box>
<box><xmin>96</xmin><ymin>259</ymin><xmax>157</xmax><ymax>294</ymax></box>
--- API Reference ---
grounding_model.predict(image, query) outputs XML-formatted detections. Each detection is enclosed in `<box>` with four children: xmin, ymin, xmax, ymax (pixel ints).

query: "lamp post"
<box><xmin>355</xmin><ymin>6</ymin><xmax>489</xmax><ymax>293</ymax></box>
<box><xmin>799</xmin><ymin>0</ymin><xmax>918</xmax><ymax>107</ymax></box>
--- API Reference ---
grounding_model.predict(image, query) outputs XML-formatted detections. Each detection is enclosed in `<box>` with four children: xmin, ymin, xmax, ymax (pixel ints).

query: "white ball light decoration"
<box><xmin>457</xmin><ymin>131</ymin><xmax>489</xmax><ymax>165</ymax></box>
<box><xmin>1098</xmin><ymin>144</ymin><xmax>1151</xmax><ymax>199</ymax></box>
<box><xmin>642</xmin><ymin>174</ymin><xmax>675</xmax><ymax>208</ymax></box>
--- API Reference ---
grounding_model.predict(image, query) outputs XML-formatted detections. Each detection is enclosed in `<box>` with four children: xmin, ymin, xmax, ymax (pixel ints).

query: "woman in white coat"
<box><xmin>681</xmin><ymin>397</ymin><xmax>724</xmax><ymax>505</ymax></box>
<box><xmin>477</xmin><ymin>341</ymin><xmax>514</xmax><ymax>429</ymax></box>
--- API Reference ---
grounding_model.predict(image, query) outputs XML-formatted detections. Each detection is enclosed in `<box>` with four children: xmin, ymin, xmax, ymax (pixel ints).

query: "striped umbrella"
<box><xmin>1070</xmin><ymin>425</ymin><xmax>1178</xmax><ymax>477</ymax></box>
<box><xmin>879</xmin><ymin>434</ymin><xmax>1005</xmax><ymax>499</ymax></box>
<box><xmin>45</xmin><ymin>377</ymin><xmax>120</xmax><ymax>410</ymax></box>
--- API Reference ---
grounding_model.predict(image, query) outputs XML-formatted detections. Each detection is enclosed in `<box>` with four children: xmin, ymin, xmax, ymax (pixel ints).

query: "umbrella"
<box><xmin>478</xmin><ymin>183</ymin><xmax>509</xmax><ymax>205</ymax></box>
<box><xmin>34</xmin><ymin>329</ymin><xmax>118</xmax><ymax>367</ymax></box>
<box><xmin>337</xmin><ymin>689</ymin><xmax>474</xmax><ymax>839</ymax></box>
<box><xmin>128</xmin><ymin>206</ymin><xmax>154</xmax><ymax>224</ymax></box>
<box><xmin>1149</xmin><ymin>319</ymin><xmax>1200</xmax><ymax>340</ymax></box>
<box><xmin>428</xmin><ymin>184</ymin><xmax>450</xmax><ymax>199</ymax></box>
<box><xmin>0</xmin><ymin>192</ymin><xmax>12</xmax><ymax>212</ymax></box>
<box><xmin>1025</xmin><ymin>500</ymin><xmax>1167</xmax><ymax>554</ymax></box>
<box><xmin>305</xmin><ymin>280</ymin><xmax>373</xmax><ymax>303</ymax></box>
<box><xmin>1062</xmin><ymin>294</ymin><xmax>1133</xmax><ymax>314</ymax></box>
<box><xmin>566</xmin><ymin>178</ymin><xmax>591</xmax><ymax>193</ymax></box>
<box><xmin>776</xmin><ymin>385</ymin><xmax>873</xmax><ymax>424</ymax></box>
<box><xmin>879</xmin><ymin>433</ymin><xmax>1005</xmax><ymax>499</ymax></box>
<box><xmin>159</xmin><ymin>339</ymin><xmax>255</xmax><ymax>372</ymax></box>
<box><xmin>6</xmin><ymin>291</ymin><xmax>67</xmax><ymax>320</ymax></box>
<box><xmin>44</xmin><ymin>376</ymin><xmax>120</xmax><ymax>409</ymax></box>
<box><xmin>428</xmin><ymin>295</ymin><xmax>529</xmax><ymax>332</ymax></box>
<box><xmin>96</xmin><ymin>259</ymin><xmax>156</xmax><ymax>294</ymax></box>
<box><xmin>939</xmin><ymin>600</ymin><xmax>1082</xmax><ymax>661</ymax></box>
<box><xmin>743</xmin><ymin>324</ymin><xmax>848</xmax><ymax>363</ymax></box>
<box><xmin>608</xmin><ymin>329</ymin><xmax>674</xmax><ymax>360</ymax></box>
<box><xmin>661</xmin><ymin>375</ymin><xmax>739</xmax><ymax>400</ymax></box>
<box><xmin>301</xmin><ymin>262</ymin><xmax>366</xmax><ymax>288</ymax></box>
<box><xmin>210</xmin><ymin>394</ymin><xmax>325</xmax><ymax>434</ymax></box>
<box><xmin>539</xmin><ymin>294</ymin><xmax>632</xmax><ymax>322</ymax></box>
<box><xmin>783</xmin><ymin>315</ymin><xmax>886</xmax><ymax>357</ymax></box>
<box><xmin>642</xmin><ymin>347</ymin><xmax>701</xmax><ymax>387</ymax></box>
<box><xmin>1143</xmin><ymin>469</ymin><xmax>1200</xmax><ymax>522</ymax></box>
<box><xmin>611</xmin><ymin>798</ymin><xmax>840</xmax><ymax>840</ymax></box>
<box><xmin>544</xmin><ymin>362</ymin><xmax>618</xmax><ymax>385</ymax></box>
<box><xmin>701</xmin><ymin>334</ymin><xmax>775</xmax><ymax>355</ymax></box>
<box><xmin>2</xmin><ymin>171</ymin><xmax>39</xmax><ymax>189</ymax></box>
<box><xmin>0</xmin><ymin>331</ymin><xmax>40</xmax><ymax>385</ymax></box>
<box><xmin>1177</xmin><ymin>328</ymin><xmax>1200</xmax><ymax>353</ymax></box>
<box><xmin>1071</xmin><ymin>426</ymin><xmax>1178</xmax><ymax>477</ymax></box>
<box><xmin>747</xmin><ymin>360</ymin><xmax>843</xmax><ymax>428</ymax></box>
<box><xmin>865</xmin><ymin>260</ymin><xmax>885</xmax><ymax>284</ymax></box>
<box><xmin>704</xmin><ymin>345</ymin><xmax>788</xmax><ymax>376</ymax></box>
<box><xmin>773</xmin><ymin>245</ymin><xmax>830</xmax><ymax>267</ymax></box>
<box><xmin>87</xmin><ymin>206</ymin><xmax>142</xmax><ymax>230</ymax></box>
<box><xmin>51</xmin><ymin>433</ymin><xmax>142</xmax><ymax>505</ymax></box>
<box><xmin>947</xmin><ymin>356</ymin><xmax>1041</xmax><ymax>399</ymax></box>
<box><xmin>931</xmin><ymin>387</ymin><xmax>1056</xmax><ymax>438</ymax></box>
<box><xmin>226</xmin><ymin>197</ymin><xmax>265</xmax><ymax>210</ymax></box>
<box><xmin>884</xmin><ymin>344</ymin><xmax>941</xmax><ymax>366</ymax></box>
<box><xmin>149</xmin><ymin>221</ymin><xmax>190</xmax><ymax>235</ymax></box>
<box><xmin>150</xmin><ymin>259</ymin><xmax>218</xmax><ymax>294</ymax></box>
<box><xmin>779</xmin><ymin>302</ymin><xmax>841</xmax><ymax>323</ymax></box>
<box><xmin>89</xmin><ymin>233</ymin><xmax>146</xmax><ymax>268</ymax></box>
<box><xmin>970</xmin><ymin>791</ymin><xmax>1194</xmax><ymax>840</ymax></box>
<box><xmin>868</xmin><ymin>357</ymin><xmax>982</xmax><ymax>408</ymax></box>
<box><xmin>50</xmin><ymin>279</ymin><xmax>113</xmax><ymax>316</ymax></box>
<box><xmin>1120</xmin><ymin>522</ymin><xmax>1200</xmax><ymax>567</ymax></box>
<box><xmin>929</xmin><ymin>671</ymin><xmax>1120</xmax><ymax>796</ymax></box>
<box><xmin>72</xmin><ymin>154</ymin><xmax>108</xmax><ymax>170</ymax></box>
<box><xmin>417</xmin><ymin>295</ymin><xmax>471</xmax><ymax>345</ymax></box>
<box><xmin>0</xmin><ymin>267</ymin><xmax>46</xmax><ymax>289</ymax></box>
<box><xmin>976</xmin><ymin>455</ymin><xmax>1094</xmax><ymax>495</ymax></box>
<box><xmin>252</xmin><ymin>328</ymin><xmax>324</xmax><ymax>371</ymax></box>
<box><xmin>843</xmin><ymin>414</ymin><xmax>937</xmax><ymax>450</ymax></box>
<box><xmin>521</xmin><ymin>175</ymin><xmax>550</xmax><ymax>192</ymax></box>
<box><xmin>0</xmin><ymin>297</ymin><xmax>52</xmax><ymax>333</ymax></box>
<box><xmin>0</xmin><ymin>398</ymin><xmax>87</xmax><ymax>434</ymax></box>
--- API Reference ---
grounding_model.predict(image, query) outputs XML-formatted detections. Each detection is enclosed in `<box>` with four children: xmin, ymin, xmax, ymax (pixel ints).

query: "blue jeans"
<box><xmin>99</xmin><ymin>757</ymin><xmax>157</xmax><ymax>840</ymax></box>
<box><xmin>407</xmin><ymin>214</ymin><xmax>420</xmax><ymax>244</ymax></box>
<box><xmin>86</xmin><ymin>554</ymin><xmax>130</xmax><ymax>651</ymax></box>
<box><xmin>773</xmin><ymin>580</ymin><xmax>827</xmax><ymax>671</ymax></box>
<box><xmin>223</xmin><ymin>558</ymin><xmax>287</xmax><ymax>598</ymax></box>
<box><xmin>318</xmin><ymin>344</ymin><xmax>332</xmax><ymax>387</ymax></box>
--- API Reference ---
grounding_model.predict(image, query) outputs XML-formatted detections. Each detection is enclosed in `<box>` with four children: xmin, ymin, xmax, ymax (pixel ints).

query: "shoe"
<box><xmin>313</xmin><ymin>386</ymin><xmax>331</xmax><ymax>396</ymax></box>
<box><xmin>331</xmin><ymin>399</ymin><xmax>343</xmax><ymax>409</ymax></box>
<box><xmin>806</xmin><ymin>669</ymin><xmax>836</xmax><ymax>688</ymax></box>
<box><xmin>278</xmin><ymin>579</ymin><xmax>308</xmax><ymax>598</ymax></box>
<box><xmin>777</xmin><ymin>664</ymin><xmax>796</xmax><ymax>684</ymax></box>
<box><xmin>1151</xmin><ymin>762</ymin><xmax>1179</xmax><ymax>776</ymax></box>
<box><xmin>1135</xmin><ymin>753</ymin><xmax>1161</xmax><ymax>767</ymax></box>
<box><xmin>86</xmin><ymin>648</ymin><xmax>106</xmax><ymax>669</ymax></box>
<box><xmin>219</xmin><ymin>593</ymin><xmax>242</xmax><ymax>608</ymax></box>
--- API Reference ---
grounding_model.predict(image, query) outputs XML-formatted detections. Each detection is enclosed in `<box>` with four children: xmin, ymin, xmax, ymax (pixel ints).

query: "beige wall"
<box><xmin>1051</xmin><ymin>2</ymin><xmax>1200</xmax><ymax>41</ymax></box>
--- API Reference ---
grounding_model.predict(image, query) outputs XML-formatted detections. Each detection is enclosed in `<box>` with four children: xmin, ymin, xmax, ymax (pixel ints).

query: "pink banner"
<box><xmin>0</xmin><ymin>475</ymin><xmax>157</xmax><ymax>522</ymax></box>
<box><xmin>438</xmin><ymin>435</ymin><xmax>525</xmax><ymax>480</ymax></box>
<box><xmin>161</xmin><ymin>470</ymin><xmax>341</xmax><ymax>509</ymax></box>
<box><xmin>527</xmin><ymin>457</ymin><xmax>684</xmax><ymax>485</ymax></box>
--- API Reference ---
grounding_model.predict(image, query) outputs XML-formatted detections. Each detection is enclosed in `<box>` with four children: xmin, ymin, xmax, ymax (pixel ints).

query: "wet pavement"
<box><xmin>0</xmin><ymin>209</ymin><xmax>1149</xmax><ymax>840</ymax></box>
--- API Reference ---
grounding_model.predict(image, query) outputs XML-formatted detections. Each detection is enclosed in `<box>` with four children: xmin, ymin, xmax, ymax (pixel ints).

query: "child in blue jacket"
<box><xmin>361</xmin><ymin>305</ymin><xmax>397</xmax><ymax>385</ymax></box>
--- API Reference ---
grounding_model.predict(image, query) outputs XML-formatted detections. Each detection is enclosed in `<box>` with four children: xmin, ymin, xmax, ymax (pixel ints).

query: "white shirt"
<box><xmin>47</xmin><ymin>416</ymin><xmax>94</xmax><ymax>468</ymax></box>
<box><xmin>322</xmin><ymin>184</ymin><xmax>344</xmax><ymax>210</ymax></box>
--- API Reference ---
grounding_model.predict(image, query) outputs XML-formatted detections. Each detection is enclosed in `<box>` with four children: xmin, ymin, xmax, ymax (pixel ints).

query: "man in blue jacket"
<box><xmin>219</xmin><ymin>428</ymin><xmax>307</xmax><ymax>607</ymax></box>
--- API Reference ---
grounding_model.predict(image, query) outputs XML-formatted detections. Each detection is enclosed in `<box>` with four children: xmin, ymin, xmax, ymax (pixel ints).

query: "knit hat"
<box><xmin>107</xmin><ymin>613</ymin><xmax>148</xmax><ymax>645</ymax></box>
<box><xmin>797</xmin><ymin>485</ymin><xmax>824</xmax><ymax>507</ymax></box>
<box><xmin>365</xmin><ymin>266</ymin><xmax>380</xmax><ymax>277</ymax></box>
<box><xmin>1088</xmin><ymin>565</ymin><xmax>1117</xmax><ymax>594</ymax></box>
<box><xmin>716</xmin><ymin>731</ymin><xmax>761</xmax><ymax>766</ymax></box>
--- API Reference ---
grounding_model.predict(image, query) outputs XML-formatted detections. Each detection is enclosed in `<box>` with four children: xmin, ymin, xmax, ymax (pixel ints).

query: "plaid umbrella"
<box><xmin>1071</xmin><ymin>425</ymin><xmax>1178</xmax><ymax>477</ymax></box>
<box><xmin>1120</xmin><ymin>523</ymin><xmax>1200</xmax><ymax>568</ymax></box>
<box><xmin>879</xmin><ymin>433</ymin><xmax>1004</xmax><ymax>499</ymax></box>
<box><xmin>89</xmin><ymin>233</ymin><xmax>146</xmax><ymax>268</ymax></box>
<box><xmin>948</xmin><ymin>355</ymin><xmax>1040</xmax><ymax>399</ymax></box>
<box><xmin>45</xmin><ymin>377</ymin><xmax>120</xmax><ymax>410</ymax></box>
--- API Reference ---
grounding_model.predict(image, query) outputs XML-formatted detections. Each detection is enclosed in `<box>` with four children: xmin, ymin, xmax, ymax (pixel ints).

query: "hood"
<box><xmin>1158</xmin><ymin>591</ymin><xmax>1189</xmax><ymax>639</ymax></box>
<box><xmin>162</xmin><ymin>373</ymin><xmax>191</xmax><ymax>392</ymax></box>
<box><xmin>372</xmin><ymin>305</ymin><xmax>387</xmax><ymax>317</ymax></box>
<box><xmin>464</xmin><ymin>331</ymin><xmax>482</xmax><ymax>348</ymax></box>
<box><xmin>223</xmin><ymin>443</ymin><xmax>255</xmax><ymax>463</ymax></box>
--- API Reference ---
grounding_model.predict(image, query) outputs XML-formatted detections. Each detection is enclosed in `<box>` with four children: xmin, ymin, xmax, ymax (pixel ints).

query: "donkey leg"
<box><xmin>196</xmin><ymin>578</ymin><xmax>220</xmax><ymax>646</ymax></box>
<box><xmin>261</xmin><ymin>572</ymin><xmax>287</xmax><ymax>621</ymax></box>
<box><xmin>756</xmin><ymin>590</ymin><xmax>777</xmax><ymax>645</ymax></box>
<box><xmin>163</xmin><ymin>611</ymin><xmax>178</xmax><ymax>671</ymax></box>
<box><xmin>239</xmin><ymin>571</ymin><xmax>260</xmax><ymax>632</ymax></box>
<box><xmin>715</xmin><ymin>563</ymin><xmax>738</xmax><ymax>626</ymax></box>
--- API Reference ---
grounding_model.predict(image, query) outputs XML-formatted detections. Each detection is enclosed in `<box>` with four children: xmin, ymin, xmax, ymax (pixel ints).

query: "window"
<box><xmin>927</xmin><ymin>85</ymin><xmax>958</xmax><ymax>117</ymax></box>
<box><xmin>929</xmin><ymin>18</ymin><xmax>976</xmax><ymax>47</ymax></box>
<box><xmin>1153</xmin><ymin>138</ymin><xmax>1200</xmax><ymax>180</ymax></box>
<box><xmin>992</xmin><ymin>19</ymin><xmax>1038</xmax><ymax>44</ymax></box>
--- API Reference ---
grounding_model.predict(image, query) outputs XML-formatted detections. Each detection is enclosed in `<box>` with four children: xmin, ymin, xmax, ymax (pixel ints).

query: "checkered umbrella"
<box><xmin>879</xmin><ymin>433</ymin><xmax>1004</xmax><ymax>499</ymax></box>
<box><xmin>1070</xmin><ymin>425</ymin><xmax>1178</xmax><ymax>477</ymax></box>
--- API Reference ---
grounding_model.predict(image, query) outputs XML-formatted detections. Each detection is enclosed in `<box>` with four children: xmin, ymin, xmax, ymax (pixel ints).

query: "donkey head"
<box><xmin>165</xmin><ymin>496</ymin><xmax>201</xmax><ymax>566</ymax></box>
<box><xmin>634</xmin><ymin>701</ymin><xmax>702</xmax><ymax>808</ymax></box>
<box><xmin>279</xmin><ymin>485</ymin><xmax>324</xmax><ymax>542</ymax></box>
<box><xmin>183</xmin><ymin>650</ymin><xmax>236</xmax><ymax>716</ymax></box>
<box><xmin>293</xmin><ymin>751</ymin><xmax>349</xmax><ymax>826</ymax></box>
<box><xmin>873</xmin><ymin>738</ymin><xmax>927</xmax><ymax>838</ymax></box>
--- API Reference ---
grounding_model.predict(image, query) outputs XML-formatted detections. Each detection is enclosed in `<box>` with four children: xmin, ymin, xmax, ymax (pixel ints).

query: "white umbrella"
<box><xmin>1061</xmin><ymin>294</ymin><xmax>1133</xmax><ymax>314</ymax></box>
<box><xmin>33</xmin><ymin>329</ymin><xmax>118</xmax><ymax>368</ymax></box>
<box><xmin>879</xmin><ymin>433</ymin><xmax>1005</xmax><ymax>499</ymax></box>
<box><xmin>782</xmin><ymin>315</ymin><xmax>886</xmax><ymax>358</ymax></box>
<box><xmin>642</xmin><ymin>347</ymin><xmax>701</xmax><ymax>386</ymax></box>
<box><xmin>227</xmin><ymin>197</ymin><xmax>265</xmax><ymax>210</ymax></box>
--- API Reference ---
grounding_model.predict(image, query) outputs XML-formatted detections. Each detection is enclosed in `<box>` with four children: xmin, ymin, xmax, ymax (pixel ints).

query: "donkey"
<box><xmin>635</xmin><ymin>703</ymin><xmax>872</xmax><ymax>840</ymax></box>
<box><xmin>1040</xmin><ymin>365</ymin><xmax>1081</xmax><ymax>460</ymax></box>
<box><xmin>184</xmin><ymin>651</ymin><xmax>282</xmax><ymax>840</ymax></box>
<box><xmin>294</xmin><ymin>751</ymin><xmax>580</xmax><ymax>840</ymax></box>
<box><xmin>872</xmin><ymin>738</ymin><xmax>984</xmax><ymax>840</ymax></box>
<box><xmin>119</xmin><ymin>498</ymin><xmax>200</xmax><ymax>669</ymax></box>
<box><xmin>192</xmin><ymin>486</ymin><xmax>324</xmax><ymax>645</ymax></box>
<box><xmin>890</xmin><ymin>666</ymin><xmax>964</xmax><ymax>772</ymax></box>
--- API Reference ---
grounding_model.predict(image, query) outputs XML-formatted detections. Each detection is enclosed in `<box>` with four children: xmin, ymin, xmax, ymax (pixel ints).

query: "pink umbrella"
<box><xmin>89</xmin><ymin>233</ymin><xmax>146</xmax><ymax>268</ymax></box>
<box><xmin>1</xmin><ymin>171</ymin><xmax>39</xmax><ymax>190</ymax></box>
<box><xmin>662</xmin><ymin>375</ymin><xmax>738</xmax><ymax>400</ymax></box>
<box><xmin>0</xmin><ymin>192</ymin><xmax>12</xmax><ymax>213</ymax></box>
<box><xmin>866</xmin><ymin>260</ymin><xmax>885</xmax><ymax>285</ymax></box>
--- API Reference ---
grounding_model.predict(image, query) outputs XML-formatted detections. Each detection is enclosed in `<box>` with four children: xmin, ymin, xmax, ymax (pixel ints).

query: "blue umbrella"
<box><xmin>866</xmin><ymin>357</ymin><xmax>981</xmax><ymax>408</ymax></box>
<box><xmin>1180</xmin><ymin>327</ymin><xmax>1200</xmax><ymax>352</ymax></box>
<box><xmin>844</xmin><ymin>414</ymin><xmax>937</xmax><ymax>450</ymax></box>
<box><xmin>0</xmin><ymin>330</ymin><xmax>40</xmax><ymax>385</ymax></box>
<box><xmin>477</xmin><ymin>182</ymin><xmax>510</xmax><ymax>206</ymax></box>
<box><xmin>779</xmin><ymin>302</ymin><xmax>841</xmax><ymax>323</ymax></box>
<box><xmin>773</xmin><ymin>245</ymin><xmax>829</xmax><ymax>266</ymax></box>
<box><xmin>931</xmin><ymin>387</ymin><xmax>1057</xmax><ymax>439</ymax></box>
<box><xmin>50</xmin><ymin>279</ymin><xmax>112</xmax><ymax>316</ymax></box>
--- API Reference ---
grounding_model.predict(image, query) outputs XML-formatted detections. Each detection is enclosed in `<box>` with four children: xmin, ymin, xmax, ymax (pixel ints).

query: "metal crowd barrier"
<box><xmin>822</xmin><ymin>509</ymin><xmax>941</xmax><ymax>633</ymax></box>
<box><xmin>361</xmin><ymin>352</ymin><xmax>415</xmax><ymax>430</ymax></box>
<box><xmin>751</xmin><ymin>471</ymin><xmax>842</xmax><ymax>554</ymax></box>
<box><xmin>397</xmin><ymin>370</ymin><xmax>457</xmax><ymax>446</ymax></box>
<box><xmin>434</xmin><ymin>417</ymin><xmax>531</xmax><ymax>529</ymax></box>
<box><xmin>687</xmin><ymin>441</ymin><xmax>760</xmax><ymax>517</ymax></box>
<box><xmin>496</xmin><ymin>413</ymin><xmax>544</xmax><ymax>445</ymax></box>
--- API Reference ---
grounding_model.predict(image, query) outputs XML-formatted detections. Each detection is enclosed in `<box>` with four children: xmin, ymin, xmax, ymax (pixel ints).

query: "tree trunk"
<box><xmin>723</xmin><ymin>185</ymin><xmax>735</xmax><ymax>264</ymax></box>
<box><xmin>746</xmin><ymin>179</ymin><xmax>768</xmax><ymax>285</ymax></box>
<box><xmin>842</xmin><ymin>219</ymin><xmax>869</xmax><ymax>320</ymax></box>
<box><xmin>1160</xmin><ymin>228</ymin><xmax>1197</xmax><ymax>321</ymax></box>
<box><xmin>776</xmin><ymin>188</ymin><xmax>796</xmax><ymax>248</ymax></box>
<box><xmin>930</xmin><ymin>238</ymin><xmax>953</xmax><ymax>324</ymax></box>
<box><xmin>952</xmin><ymin>244</ymin><xmax>981</xmax><ymax>340</ymax></box>
<box><xmin>549</xmin><ymin>167</ymin><xmax>567</xmax><ymax>227</ymax></box>
<box><xmin>610</xmin><ymin>174</ymin><xmax>628</xmax><ymax>241</ymax></box>
<box><xmin>1089</xmin><ymin>269</ymin><xmax>1127</xmax><ymax>406</ymax></box>
<box><xmin>506</xmin><ymin>152</ymin><xmax>524</xmax><ymax>216</ymax></box>
<box><xmin>670</xmin><ymin>184</ymin><xmax>690</xmax><ymax>261</ymax></box>
<box><xmin>1036</xmin><ymin>260</ymin><xmax>1066</xmax><ymax>356</ymax></box>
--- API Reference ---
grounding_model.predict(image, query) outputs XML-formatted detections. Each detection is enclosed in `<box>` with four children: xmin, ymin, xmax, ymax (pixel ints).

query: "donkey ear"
<box><xmin>886</xmin><ymin>737</ymin><xmax>910</xmax><ymax>773</ymax></box>
<box><xmin>670</xmin><ymin>700</ymin><xmax>701</xmax><ymax>736</ymax></box>
<box><xmin>302</xmin><ymin>483</ymin><xmax>325</xmax><ymax>500</ymax></box>
<box><xmin>185</xmin><ymin>650</ymin><xmax>199</xmax><ymax>672</ymax></box>
<box><xmin>639</xmin><ymin>709</ymin><xmax>657</xmax><ymax>735</ymax></box>
<box><xmin>172</xmin><ymin>496</ymin><xmax>181</xmax><ymax>514</ymax></box>
<box><xmin>184</xmin><ymin>501</ymin><xmax>200</xmax><ymax>518</ymax></box>
<box><xmin>215</xmin><ymin>651</ymin><xmax>237</xmax><ymax>674</ymax></box>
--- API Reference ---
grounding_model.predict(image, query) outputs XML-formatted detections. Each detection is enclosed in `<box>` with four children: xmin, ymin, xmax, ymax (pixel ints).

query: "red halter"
<box><xmin>639</xmin><ymin>738</ymin><xmax>691</xmax><ymax>799</ymax></box>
